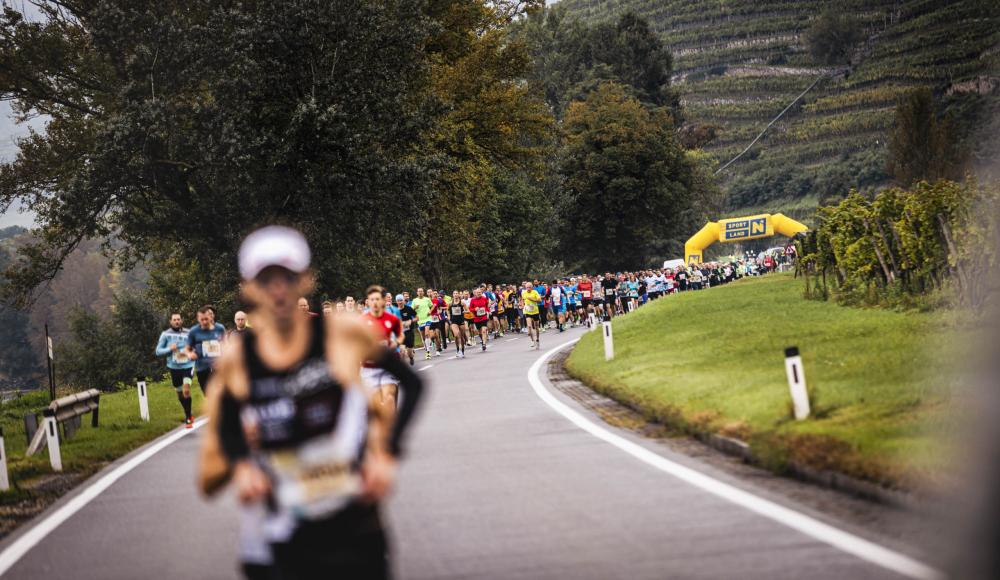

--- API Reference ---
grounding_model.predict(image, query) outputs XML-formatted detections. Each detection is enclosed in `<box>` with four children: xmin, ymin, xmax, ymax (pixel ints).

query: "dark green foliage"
<box><xmin>517</xmin><ymin>7</ymin><xmax>677</xmax><ymax>118</ymax></box>
<box><xmin>887</xmin><ymin>88</ymin><xmax>967</xmax><ymax>186</ymax></box>
<box><xmin>559</xmin><ymin>83</ymin><xmax>697</xmax><ymax>271</ymax></box>
<box><xmin>805</xmin><ymin>9</ymin><xmax>861</xmax><ymax>65</ymax></box>
<box><xmin>57</xmin><ymin>292</ymin><xmax>164</xmax><ymax>390</ymax></box>
<box><xmin>0</xmin><ymin>0</ymin><xmax>433</xmax><ymax>305</ymax></box>
<box><xmin>798</xmin><ymin>180</ymin><xmax>998</xmax><ymax>310</ymax></box>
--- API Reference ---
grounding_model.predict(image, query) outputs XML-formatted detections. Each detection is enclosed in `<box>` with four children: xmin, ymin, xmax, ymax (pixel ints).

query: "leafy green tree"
<box><xmin>415</xmin><ymin>0</ymin><xmax>553</xmax><ymax>288</ymax></box>
<box><xmin>805</xmin><ymin>9</ymin><xmax>861</xmax><ymax>65</ymax></box>
<box><xmin>559</xmin><ymin>82</ymin><xmax>695</xmax><ymax>271</ymax></box>
<box><xmin>887</xmin><ymin>88</ymin><xmax>967</xmax><ymax>186</ymax></box>
<box><xmin>518</xmin><ymin>8</ymin><xmax>676</xmax><ymax>118</ymax></box>
<box><xmin>1</xmin><ymin>0</ymin><xmax>434</xmax><ymax>305</ymax></box>
<box><xmin>57</xmin><ymin>291</ymin><xmax>164</xmax><ymax>390</ymax></box>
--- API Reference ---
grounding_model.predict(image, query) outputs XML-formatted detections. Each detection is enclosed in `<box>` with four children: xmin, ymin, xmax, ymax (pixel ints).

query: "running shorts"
<box><xmin>554</xmin><ymin>304</ymin><xmax>566</xmax><ymax>314</ymax></box>
<box><xmin>403</xmin><ymin>329</ymin><xmax>415</xmax><ymax>348</ymax></box>
<box><xmin>525</xmin><ymin>313</ymin><xmax>540</xmax><ymax>321</ymax></box>
<box><xmin>169</xmin><ymin>368</ymin><xmax>191</xmax><ymax>392</ymax></box>
<box><xmin>473</xmin><ymin>320</ymin><xmax>489</xmax><ymax>330</ymax></box>
<box><xmin>361</xmin><ymin>366</ymin><xmax>397</xmax><ymax>391</ymax></box>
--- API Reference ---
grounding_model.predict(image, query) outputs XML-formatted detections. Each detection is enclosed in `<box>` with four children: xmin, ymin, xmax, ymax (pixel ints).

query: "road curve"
<box><xmin>0</xmin><ymin>325</ymin><xmax>934</xmax><ymax>579</ymax></box>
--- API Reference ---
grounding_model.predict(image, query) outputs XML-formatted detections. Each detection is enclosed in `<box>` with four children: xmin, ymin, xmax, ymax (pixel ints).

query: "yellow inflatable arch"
<box><xmin>684</xmin><ymin>213</ymin><xmax>808</xmax><ymax>264</ymax></box>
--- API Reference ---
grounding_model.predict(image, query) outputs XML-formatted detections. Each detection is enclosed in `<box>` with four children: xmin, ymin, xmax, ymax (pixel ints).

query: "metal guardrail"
<box><xmin>45</xmin><ymin>389</ymin><xmax>101</xmax><ymax>426</ymax></box>
<box><xmin>25</xmin><ymin>389</ymin><xmax>101</xmax><ymax>470</ymax></box>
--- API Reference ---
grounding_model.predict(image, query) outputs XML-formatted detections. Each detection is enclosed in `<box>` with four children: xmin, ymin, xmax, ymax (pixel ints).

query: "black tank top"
<box><xmin>241</xmin><ymin>316</ymin><xmax>347</xmax><ymax>450</ymax></box>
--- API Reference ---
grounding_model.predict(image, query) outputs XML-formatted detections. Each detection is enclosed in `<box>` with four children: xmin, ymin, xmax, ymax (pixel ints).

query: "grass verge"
<box><xmin>565</xmin><ymin>272</ymin><xmax>962</xmax><ymax>491</ymax></box>
<box><xmin>0</xmin><ymin>380</ymin><xmax>204</xmax><ymax>536</ymax></box>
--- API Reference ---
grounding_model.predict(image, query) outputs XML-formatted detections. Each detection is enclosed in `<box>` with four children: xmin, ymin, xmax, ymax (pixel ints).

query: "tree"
<box><xmin>805</xmin><ymin>9</ymin><xmax>861</xmax><ymax>65</ymax></box>
<box><xmin>558</xmin><ymin>82</ymin><xmax>696</xmax><ymax>271</ymax></box>
<box><xmin>0</xmin><ymin>0</ymin><xmax>434</xmax><ymax>305</ymax></box>
<box><xmin>517</xmin><ymin>8</ymin><xmax>677</xmax><ymax>119</ymax></box>
<box><xmin>57</xmin><ymin>291</ymin><xmax>164</xmax><ymax>389</ymax></box>
<box><xmin>415</xmin><ymin>0</ymin><xmax>554</xmax><ymax>288</ymax></box>
<box><xmin>887</xmin><ymin>88</ymin><xmax>967</xmax><ymax>186</ymax></box>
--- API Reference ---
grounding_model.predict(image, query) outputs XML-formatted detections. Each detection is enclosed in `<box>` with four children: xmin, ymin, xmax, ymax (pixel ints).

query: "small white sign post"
<box><xmin>588</xmin><ymin>312</ymin><xmax>597</xmax><ymax>330</ymax></box>
<box><xmin>137</xmin><ymin>379</ymin><xmax>150</xmax><ymax>422</ymax></box>
<box><xmin>0</xmin><ymin>427</ymin><xmax>9</xmax><ymax>491</ymax></box>
<box><xmin>627</xmin><ymin>301</ymin><xmax>635</xmax><ymax>313</ymax></box>
<box><xmin>603</xmin><ymin>322</ymin><xmax>614</xmax><ymax>361</ymax></box>
<box><xmin>43</xmin><ymin>415</ymin><xmax>62</xmax><ymax>471</ymax></box>
<box><xmin>785</xmin><ymin>347</ymin><xmax>810</xmax><ymax>420</ymax></box>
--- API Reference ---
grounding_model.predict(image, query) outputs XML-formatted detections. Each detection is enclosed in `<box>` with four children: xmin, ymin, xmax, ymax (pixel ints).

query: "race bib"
<box><xmin>582</xmin><ymin>290</ymin><xmax>591</xmax><ymax>298</ymax></box>
<box><xmin>451</xmin><ymin>307</ymin><xmax>463</xmax><ymax>317</ymax></box>
<box><xmin>267</xmin><ymin>441</ymin><xmax>361</xmax><ymax>520</ymax></box>
<box><xmin>605</xmin><ymin>288</ymin><xmax>615</xmax><ymax>296</ymax></box>
<box><xmin>173</xmin><ymin>351</ymin><xmax>189</xmax><ymax>364</ymax></box>
<box><xmin>475</xmin><ymin>307</ymin><xmax>487</xmax><ymax>316</ymax></box>
<box><xmin>202</xmin><ymin>340</ymin><xmax>222</xmax><ymax>358</ymax></box>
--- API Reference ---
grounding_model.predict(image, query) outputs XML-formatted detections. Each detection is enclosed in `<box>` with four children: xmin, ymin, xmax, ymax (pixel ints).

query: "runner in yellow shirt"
<box><xmin>520</xmin><ymin>281</ymin><xmax>542</xmax><ymax>350</ymax></box>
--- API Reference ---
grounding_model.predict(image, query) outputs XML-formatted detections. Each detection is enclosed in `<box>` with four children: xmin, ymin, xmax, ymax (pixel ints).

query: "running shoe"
<box><xmin>425</xmin><ymin>351</ymin><xmax>431</xmax><ymax>360</ymax></box>
<box><xmin>435</xmin><ymin>350</ymin><xmax>442</xmax><ymax>357</ymax></box>
<box><xmin>481</xmin><ymin>343</ymin><xmax>487</xmax><ymax>352</ymax></box>
<box><xmin>185</xmin><ymin>417</ymin><xmax>194</xmax><ymax>429</ymax></box>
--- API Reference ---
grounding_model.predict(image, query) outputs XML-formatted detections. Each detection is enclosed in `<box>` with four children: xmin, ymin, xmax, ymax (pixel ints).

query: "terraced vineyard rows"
<box><xmin>559</xmin><ymin>0</ymin><xmax>1000</xmax><ymax>218</ymax></box>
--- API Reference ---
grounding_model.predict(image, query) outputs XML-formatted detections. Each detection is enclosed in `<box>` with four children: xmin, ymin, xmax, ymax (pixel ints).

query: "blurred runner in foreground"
<box><xmin>198</xmin><ymin>225</ymin><xmax>424</xmax><ymax>580</ymax></box>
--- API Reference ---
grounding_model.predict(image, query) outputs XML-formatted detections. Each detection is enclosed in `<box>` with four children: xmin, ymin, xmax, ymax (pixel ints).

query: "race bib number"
<box><xmin>605</xmin><ymin>288</ymin><xmax>615</xmax><ymax>296</ymax></box>
<box><xmin>430</xmin><ymin>315</ymin><xmax>440</xmax><ymax>323</ymax></box>
<box><xmin>475</xmin><ymin>307</ymin><xmax>487</xmax><ymax>317</ymax></box>
<box><xmin>582</xmin><ymin>290</ymin><xmax>591</xmax><ymax>298</ymax></box>
<box><xmin>173</xmin><ymin>351</ymin><xmax>189</xmax><ymax>364</ymax></box>
<box><xmin>451</xmin><ymin>307</ymin><xmax>463</xmax><ymax>317</ymax></box>
<box><xmin>267</xmin><ymin>442</ymin><xmax>361</xmax><ymax>520</ymax></box>
<box><xmin>202</xmin><ymin>340</ymin><xmax>222</xmax><ymax>358</ymax></box>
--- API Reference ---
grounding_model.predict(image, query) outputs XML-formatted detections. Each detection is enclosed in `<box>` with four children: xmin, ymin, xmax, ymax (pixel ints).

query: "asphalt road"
<box><xmin>0</xmin><ymin>325</ymin><xmax>938</xmax><ymax>579</ymax></box>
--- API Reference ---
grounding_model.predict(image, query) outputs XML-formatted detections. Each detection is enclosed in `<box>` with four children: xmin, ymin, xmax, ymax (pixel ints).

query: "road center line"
<box><xmin>0</xmin><ymin>419</ymin><xmax>208</xmax><ymax>577</ymax></box>
<box><xmin>527</xmin><ymin>339</ymin><xmax>941</xmax><ymax>580</ymax></box>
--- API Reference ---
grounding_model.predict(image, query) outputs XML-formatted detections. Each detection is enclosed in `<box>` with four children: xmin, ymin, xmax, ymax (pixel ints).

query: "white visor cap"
<box><xmin>238</xmin><ymin>226</ymin><xmax>311</xmax><ymax>281</ymax></box>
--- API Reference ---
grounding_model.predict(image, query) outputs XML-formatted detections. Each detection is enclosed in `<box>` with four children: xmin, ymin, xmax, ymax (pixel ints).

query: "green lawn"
<box><xmin>565</xmin><ymin>272</ymin><xmax>962</xmax><ymax>489</ymax></box>
<box><xmin>0</xmin><ymin>378</ymin><xmax>205</xmax><ymax>498</ymax></box>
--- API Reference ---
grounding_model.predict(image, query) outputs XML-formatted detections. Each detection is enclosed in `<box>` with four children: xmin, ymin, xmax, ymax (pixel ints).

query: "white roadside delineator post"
<box><xmin>43</xmin><ymin>414</ymin><xmax>62</xmax><ymax>471</ymax></box>
<box><xmin>0</xmin><ymin>427</ymin><xmax>9</xmax><ymax>491</ymax></box>
<box><xmin>785</xmin><ymin>346</ymin><xmax>810</xmax><ymax>420</ymax></box>
<box><xmin>588</xmin><ymin>313</ymin><xmax>597</xmax><ymax>330</ymax></box>
<box><xmin>137</xmin><ymin>378</ymin><xmax>150</xmax><ymax>422</ymax></box>
<box><xmin>603</xmin><ymin>321</ymin><xmax>614</xmax><ymax>361</ymax></box>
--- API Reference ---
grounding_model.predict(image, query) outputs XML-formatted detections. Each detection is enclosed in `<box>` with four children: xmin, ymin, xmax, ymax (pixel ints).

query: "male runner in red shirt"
<box><xmin>577</xmin><ymin>276</ymin><xmax>595</xmax><ymax>327</ymax></box>
<box><xmin>469</xmin><ymin>287</ymin><xmax>491</xmax><ymax>353</ymax></box>
<box><xmin>362</xmin><ymin>285</ymin><xmax>403</xmax><ymax>418</ymax></box>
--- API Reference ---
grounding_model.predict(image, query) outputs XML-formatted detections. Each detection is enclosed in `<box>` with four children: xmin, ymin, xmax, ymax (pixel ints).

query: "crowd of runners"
<box><xmin>149</xmin><ymin>224</ymin><xmax>793</xmax><ymax>579</ymax></box>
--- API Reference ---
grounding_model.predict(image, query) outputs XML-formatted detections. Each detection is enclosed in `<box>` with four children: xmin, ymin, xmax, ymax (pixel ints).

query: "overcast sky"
<box><xmin>1</xmin><ymin>1</ymin><xmax>46</xmax><ymax>228</ymax></box>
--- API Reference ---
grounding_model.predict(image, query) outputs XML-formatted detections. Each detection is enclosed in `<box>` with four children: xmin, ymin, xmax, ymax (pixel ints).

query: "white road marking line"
<box><xmin>0</xmin><ymin>419</ymin><xmax>208</xmax><ymax>577</ymax></box>
<box><xmin>505</xmin><ymin>337</ymin><xmax>520</xmax><ymax>342</ymax></box>
<box><xmin>418</xmin><ymin>365</ymin><xmax>434</xmax><ymax>371</ymax></box>
<box><xmin>527</xmin><ymin>340</ymin><xmax>941</xmax><ymax>580</ymax></box>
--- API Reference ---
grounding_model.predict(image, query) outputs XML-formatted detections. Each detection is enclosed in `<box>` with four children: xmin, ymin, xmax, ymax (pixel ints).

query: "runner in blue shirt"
<box><xmin>186</xmin><ymin>305</ymin><xmax>226</xmax><ymax>394</ymax></box>
<box><xmin>155</xmin><ymin>313</ymin><xmax>195</xmax><ymax>427</ymax></box>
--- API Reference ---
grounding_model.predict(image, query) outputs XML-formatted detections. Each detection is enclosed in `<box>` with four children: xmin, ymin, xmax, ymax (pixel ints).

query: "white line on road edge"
<box><xmin>418</xmin><ymin>365</ymin><xmax>434</xmax><ymax>371</ymax></box>
<box><xmin>0</xmin><ymin>419</ymin><xmax>207</xmax><ymax>577</ymax></box>
<box><xmin>506</xmin><ymin>338</ymin><xmax>520</xmax><ymax>342</ymax></box>
<box><xmin>527</xmin><ymin>340</ymin><xmax>942</xmax><ymax>580</ymax></box>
